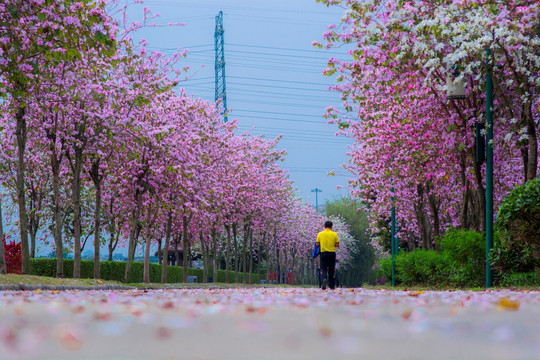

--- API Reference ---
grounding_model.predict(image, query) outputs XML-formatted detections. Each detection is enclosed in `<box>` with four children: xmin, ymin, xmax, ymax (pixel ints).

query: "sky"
<box><xmin>129</xmin><ymin>0</ymin><xmax>353</xmax><ymax>210</ymax></box>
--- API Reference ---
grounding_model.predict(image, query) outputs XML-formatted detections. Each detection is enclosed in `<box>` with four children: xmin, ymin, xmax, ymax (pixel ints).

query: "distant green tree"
<box><xmin>324</xmin><ymin>197</ymin><xmax>375</xmax><ymax>286</ymax></box>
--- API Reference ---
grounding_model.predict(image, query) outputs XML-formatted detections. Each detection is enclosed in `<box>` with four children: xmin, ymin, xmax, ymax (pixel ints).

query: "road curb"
<box><xmin>0</xmin><ymin>284</ymin><xmax>136</xmax><ymax>291</ymax></box>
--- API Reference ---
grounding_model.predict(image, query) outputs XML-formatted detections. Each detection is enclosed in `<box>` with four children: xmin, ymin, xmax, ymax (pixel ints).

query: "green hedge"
<box><xmin>376</xmin><ymin>229</ymin><xmax>485</xmax><ymax>287</ymax></box>
<box><xmin>439</xmin><ymin>229</ymin><xmax>486</xmax><ymax>286</ymax></box>
<box><xmin>500</xmin><ymin>271</ymin><xmax>540</xmax><ymax>287</ymax></box>
<box><xmin>30</xmin><ymin>258</ymin><xmax>263</xmax><ymax>284</ymax></box>
<box><xmin>378</xmin><ymin>250</ymin><xmax>452</xmax><ymax>286</ymax></box>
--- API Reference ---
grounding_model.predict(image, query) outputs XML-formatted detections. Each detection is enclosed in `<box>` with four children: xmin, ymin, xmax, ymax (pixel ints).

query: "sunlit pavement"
<box><xmin>1</xmin><ymin>288</ymin><xmax>539</xmax><ymax>360</ymax></box>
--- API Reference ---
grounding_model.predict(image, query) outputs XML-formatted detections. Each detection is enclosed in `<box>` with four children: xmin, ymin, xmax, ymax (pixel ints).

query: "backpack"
<box><xmin>311</xmin><ymin>243</ymin><xmax>320</xmax><ymax>258</ymax></box>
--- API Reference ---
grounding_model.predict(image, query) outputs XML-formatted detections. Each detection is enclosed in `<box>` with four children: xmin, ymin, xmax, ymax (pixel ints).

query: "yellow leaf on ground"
<box><xmin>497</xmin><ymin>297</ymin><xmax>520</xmax><ymax>311</ymax></box>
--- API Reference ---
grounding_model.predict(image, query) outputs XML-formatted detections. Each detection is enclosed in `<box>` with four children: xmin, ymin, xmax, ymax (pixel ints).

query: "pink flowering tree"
<box><xmin>0</xmin><ymin>0</ymin><xmax>117</xmax><ymax>273</ymax></box>
<box><xmin>318</xmin><ymin>0</ymin><xmax>539</xmax><ymax>249</ymax></box>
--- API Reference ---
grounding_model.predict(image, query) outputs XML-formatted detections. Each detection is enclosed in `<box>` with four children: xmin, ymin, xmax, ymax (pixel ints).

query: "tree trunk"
<box><xmin>248</xmin><ymin>229</ymin><xmax>254</xmax><ymax>285</ymax></box>
<box><xmin>143</xmin><ymin>206</ymin><xmax>154</xmax><ymax>284</ymax></box>
<box><xmin>28</xmin><ymin>187</ymin><xmax>39</xmax><ymax>259</ymax></box>
<box><xmin>473</xmin><ymin>155</ymin><xmax>486</xmax><ymax>232</ymax></box>
<box><xmin>290</xmin><ymin>253</ymin><xmax>296</xmax><ymax>285</ymax></box>
<box><xmin>225</xmin><ymin>224</ymin><xmax>231</xmax><ymax>283</ymax></box>
<box><xmin>108</xmin><ymin>229</ymin><xmax>119</xmax><ymax>261</ymax></box>
<box><xmin>242</xmin><ymin>224</ymin><xmax>249</xmax><ymax>284</ymax></box>
<box><xmin>257</xmin><ymin>241</ymin><xmax>262</xmax><ymax>284</ymax></box>
<box><xmin>50</xmin><ymin>148</ymin><xmax>64</xmax><ymax>277</ymax></box>
<box><xmin>275</xmin><ymin>246</ymin><xmax>281</xmax><ymax>284</ymax></box>
<box><xmin>525</xmin><ymin>102</ymin><xmax>538</xmax><ymax>180</ymax></box>
<box><xmin>174</xmin><ymin>234</ymin><xmax>181</xmax><ymax>266</ymax></box>
<box><xmin>182</xmin><ymin>215</ymin><xmax>189</xmax><ymax>283</ymax></box>
<box><xmin>69</xmin><ymin>147</ymin><xmax>84</xmax><ymax>278</ymax></box>
<box><xmin>200</xmin><ymin>231</ymin><xmax>208</xmax><ymax>283</ymax></box>
<box><xmin>89</xmin><ymin>160</ymin><xmax>102</xmax><ymax>279</ymax></box>
<box><xmin>0</xmin><ymin>197</ymin><xmax>6</xmax><ymax>274</ymax></box>
<box><xmin>414</xmin><ymin>184</ymin><xmax>431</xmax><ymax>250</ymax></box>
<box><xmin>161</xmin><ymin>210</ymin><xmax>172</xmax><ymax>283</ymax></box>
<box><xmin>107</xmin><ymin>199</ymin><xmax>118</xmax><ymax>261</ymax></box>
<box><xmin>233</xmin><ymin>223</ymin><xmax>239</xmax><ymax>283</ymax></box>
<box><xmin>427</xmin><ymin>182</ymin><xmax>440</xmax><ymax>241</ymax></box>
<box><xmin>125</xmin><ymin>189</ymin><xmax>143</xmax><ymax>283</ymax></box>
<box><xmin>29</xmin><ymin>215</ymin><xmax>37</xmax><ymax>259</ymax></box>
<box><xmin>281</xmin><ymin>249</ymin><xmax>289</xmax><ymax>284</ymax></box>
<box><xmin>212</xmin><ymin>228</ymin><xmax>218</xmax><ymax>283</ymax></box>
<box><xmin>187</xmin><ymin>233</ymin><xmax>192</xmax><ymax>270</ymax></box>
<box><xmin>157</xmin><ymin>238</ymin><xmax>162</xmax><ymax>265</ymax></box>
<box><xmin>521</xmin><ymin>146</ymin><xmax>529</xmax><ymax>183</ymax></box>
<box><xmin>81</xmin><ymin>233</ymin><xmax>91</xmax><ymax>254</ymax></box>
<box><xmin>15</xmin><ymin>106</ymin><xmax>30</xmax><ymax>274</ymax></box>
<box><xmin>459</xmin><ymin>151</ymin><xmax>469</xmax><ymax>229</ymax></box>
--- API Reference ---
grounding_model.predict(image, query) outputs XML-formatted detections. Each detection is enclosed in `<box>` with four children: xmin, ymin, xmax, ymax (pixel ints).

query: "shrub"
<box><xmin>439</xmin><ymin>229</ymin><xmax>485</xmax><ymax>286</ymax></box>
<box><xmin>376</xmin><ymin>250</ymin><xmax>451</xmax><ymax>286</ymax></box>
<box><xmin>30</xmin><ymin>257</ymin><xmax>59</xmax><ymax>277</ymax></box>
<box><xmin>493</xmin><ymin>178</ymin><xmax>540</xmax><ymax>272</ymax></box>
<box><xmin>490</xmin><ymin>243</ymin><xmax>536</xmax><ymax>274</ymax></box>
<box><xmin>4</xmin><ymin>237</ymin><xmax>22</xmax><ymax>274</ymax></box>
<box><xmin>500</xmin><ymin>271</ymin><xmax>540</xmax><ymax>287</ymax></box>
<box><xmin>376</xmin><ymin>229</ymin><xmax>486</xmax><ymax>288</ymax></box>
<box><xmin>30</xmin><ymin>258</ymin><xmax>263</xmax><ymax>284</ymax></box>
<box><xmin>376</xmin><ymin>256</ymin><xmax>391</xmax><ymax>282</ymax></box>
<box><xmin>439</xmin><ymin>229</ymin><xmax>484</xmax><ymax>265</ymax></box>
<box><xmin>396</xmin><ymin>249</ymin><xmax>450</xmax><ymax>286</ymax></box>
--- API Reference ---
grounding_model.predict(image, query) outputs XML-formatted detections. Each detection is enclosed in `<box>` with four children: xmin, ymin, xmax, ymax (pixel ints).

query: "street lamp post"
<box><xmin>311</xmin><ymin>188</ymin><xmax>323</xmax><ymax>212</ymax></box>
<box><xmin>446</xmin><ymin>50</ymin><xmax>494</xmax><ymax>288</ymax></box>
<box><xmin>391</xmin><ymin>187</ymin><xmax>397</xmax><ymax>287</ymax></box>
<box><xmin>485</xmin><ymin>48</ymin><xmax>494</xmax><ymax>288</ymax></box>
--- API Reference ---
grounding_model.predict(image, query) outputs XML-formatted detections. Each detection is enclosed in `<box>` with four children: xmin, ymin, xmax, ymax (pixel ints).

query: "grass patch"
<box><xmin>0</xmin><ymin>274</ymin><xmax>316</xmax><ymax>289</ymax></box>
<box><xmin>0</xmin><ymin>274</ymin><xmax>125</xmax><ymax>287</ymax></box>
<box><xmin>362</xmin><ymin>284</ymin><xmax>540</xmax><ymax>291</ymax></box>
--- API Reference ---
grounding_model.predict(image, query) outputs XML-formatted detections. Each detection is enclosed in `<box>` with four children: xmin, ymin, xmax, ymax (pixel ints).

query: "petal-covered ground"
<box><xmin>0</xmin><ymin>288</ymin><xmax>539</xmax><ymax>360</ymax></box>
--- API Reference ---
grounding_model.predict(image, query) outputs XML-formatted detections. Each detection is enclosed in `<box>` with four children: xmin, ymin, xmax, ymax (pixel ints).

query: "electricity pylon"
<box><xmin>214</xmin><ymin>11</ymin><xmax>228</xmax><ymax>122</ymax></box>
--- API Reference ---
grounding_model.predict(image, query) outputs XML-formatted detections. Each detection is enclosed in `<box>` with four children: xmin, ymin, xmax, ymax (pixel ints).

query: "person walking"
<box><xmin>316</xmin><ymin>220</ymin><xmax>339</xmax><ymax>290</ymax></box>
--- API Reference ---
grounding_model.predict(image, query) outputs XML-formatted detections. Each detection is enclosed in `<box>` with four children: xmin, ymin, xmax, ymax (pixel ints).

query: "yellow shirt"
<box><xmin>316</xmin><ymin>229</ymin><xmax>339</xmax><ymax>252</ymax></box>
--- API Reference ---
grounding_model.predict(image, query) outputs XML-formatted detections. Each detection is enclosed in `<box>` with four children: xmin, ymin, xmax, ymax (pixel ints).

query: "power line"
<box><xmin>187</xmin><ymin>52</ymin><xmax>337</xmax><ymax>67</ymax></box>
<box><xmin>184</xmin><ymin>58</ymin><xmax>326</xmax><ymax>74</ymax></box>
<box><xmin>185</xmin><ymin>86</ymin><xmax>338</xmax><ymax>101</ymax></box>
<box><xmin>228</xmin><ymin>75</ymin><xmax>333</xmax><ymax>87</ymax></box>
<box><xmin>230</xmin><ymin>99</ymin><xmax>331</xmax><ymax>108</ymax></box>
<box><xmin>237</xmin><ymin>128</ymin><xmax>348</xmax><ymax>141</ymax></box>
<box><xmin>237</xmin><ymin>126</ymin><xmax>349</xmax><ymax>139</ymax></box>
<box><xmin>148</xmin><ymin>44</ymin><xmax>213</xmax><ymax>50</ymax></box>
<box><xmin>184</xmin><ymin>54</ymin><xmax>330</xmax><ymax>69</ymax></box>
<box><xmin>231</xmin><ymin>114</ymin><xmax>325</xmax><ymax>124</ymax></box>
<box><xmin>241</xmin><ymin>135</ymin><xmax>349</xmax><ymax>144</ymax></box>
<box><xmin>148</xmin><ymin>45</ymin><xmax>343</xmax><ymax>62</ymax></box>
<box><xmin>238</xmin><ymin>125</ymin><xmax>341</xmax><ymax>135</ymax></box>
<box><xmin>212</xmin><ymin>48</ymin><xmax>340</xmax><ymax>61</ymax></box>
<box><xmin>228</xmin><ymin>81</ymin><xmax>330</xmax><ymax>93</ymax></box>
<box><xmin>142</xmin><ymin>1</ymin><xmax>343</xmax><ymax>17</ymax></box>
<box><xmin>185</xmin><ymin>76</ymin><xmax>333</xmax><ymax>90</ymax></box>
<box><xmin>233</xmin><ymin>109</ymin><xmax>324</xmax><ymax>118</ymax></box>
<box><xmin>226</xmin><ymin>43</ymin><xmax>345</xmax><ymax>56</ymax></box>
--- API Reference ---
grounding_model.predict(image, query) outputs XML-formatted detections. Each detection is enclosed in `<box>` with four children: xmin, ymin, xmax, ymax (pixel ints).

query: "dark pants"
<box><xmin>320</xmin><ymin>252</ymin><xmax>336</xmax><ymax>289</ymax></box>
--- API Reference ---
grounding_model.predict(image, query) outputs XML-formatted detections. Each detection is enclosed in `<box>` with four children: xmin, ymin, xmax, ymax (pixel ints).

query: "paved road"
<box><xmin>0</xmin><ymin>287</ymin><xmax>539</xmax><ymax>360</ymax></box>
